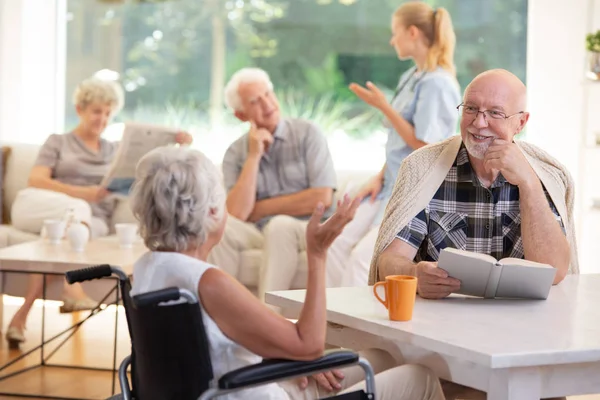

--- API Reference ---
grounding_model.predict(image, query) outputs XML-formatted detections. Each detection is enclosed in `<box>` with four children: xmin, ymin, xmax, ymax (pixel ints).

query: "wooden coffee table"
<box><xmin>0</xmin><ymin>236</ymin><xmax>147</xmax><ymax>399</ymax></box>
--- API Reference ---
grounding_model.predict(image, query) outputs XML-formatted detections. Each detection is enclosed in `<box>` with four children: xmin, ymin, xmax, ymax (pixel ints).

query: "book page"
<box><xmin>101</xmin><ymin>122</ymin><xmax>179</xmax><ymax>191</ymax></box>
<box><xmin>499</xmin><ymin>258</ymin><xmax>553</xmax><ymax>268</ymax></box>
<box><xmin>438</xmin><ymin>248</ymin><xmax>496</xmax><ymax>297</ymax></box>
<box><xmin>495</xmin><ymin>262</ymin><xmax>557</xmax><ymax>299</ymax></box>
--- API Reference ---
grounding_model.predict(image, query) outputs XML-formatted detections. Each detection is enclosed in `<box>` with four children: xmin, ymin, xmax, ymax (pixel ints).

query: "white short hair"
<box><xmin>224</xmin><ymin>67</ymin><xmax>274</xmax><ymax>111</ymax></box>
<box><xmin>129</xmin><ymin>146</ymin><xmax>226</xmax><ymax>252</ymax></box>
<box><xmin>72</xmin><ymin>77</ymin><xmax>125</xmax><ymax>115</ymax></box>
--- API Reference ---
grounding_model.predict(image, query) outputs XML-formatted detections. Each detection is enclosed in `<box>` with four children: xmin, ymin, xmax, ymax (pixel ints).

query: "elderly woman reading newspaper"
<box><xmin>6</xmin><ymin>77</ymin><xmax>192</xmax><ymax>346</ymax></box>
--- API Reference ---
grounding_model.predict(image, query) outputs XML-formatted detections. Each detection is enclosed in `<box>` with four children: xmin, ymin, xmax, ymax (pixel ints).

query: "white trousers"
<box><xmin>279</xmin><ymin>348</ymin><xmax>444</xmax><ymax>400</ymax></box>
<box><xmin>11</xmin><ymin>188</ymin><xmax>109</xmax><ymax>238</ymax></box>
<box><xmin>207</xmin><ymin>215</ymin><xmax>264</xmax><ymax>280</ymax></box>
<box><xmin>257</xmin><ymin>200</ymin><xmax>382</xmax><ymax>301</ymax></box>
<box><xmin>327</xmin><ymin>200</ymin><xmax>382</xmax><ymax>288</ymax></box>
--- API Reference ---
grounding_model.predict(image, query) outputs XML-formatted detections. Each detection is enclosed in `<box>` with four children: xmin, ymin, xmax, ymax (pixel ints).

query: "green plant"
<box><xmin>116</xmin><ymin>90</ymin><xmax>386</xmax><ymax>141</ymax></box>
<box><xmin>586</xmin><ymin>30</ymin><xmax>600</xmax><ymax>52</ymax></box>
<box><xmin>275</xmin><ymin>88</ymin><xmax>382</xmax><ymax>139</ymax></box>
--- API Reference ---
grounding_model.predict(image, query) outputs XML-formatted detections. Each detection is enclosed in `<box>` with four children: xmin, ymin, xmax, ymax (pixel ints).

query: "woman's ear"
<box><xmin>408</xmin><ymin>25</ymin><xmax>420</xmax><ymax>39</ymax></box>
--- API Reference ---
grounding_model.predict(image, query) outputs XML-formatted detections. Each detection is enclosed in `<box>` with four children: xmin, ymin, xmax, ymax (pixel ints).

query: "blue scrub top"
<box><xmin>374</xmin><ymin>66</ymin><xmax>461</xmax><ymax>224</ymax></box>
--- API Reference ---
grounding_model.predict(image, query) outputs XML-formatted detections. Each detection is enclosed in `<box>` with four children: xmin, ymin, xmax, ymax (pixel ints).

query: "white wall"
<box><xmin>0</xmin><ymin>0</ymin><xmax>64</xmax><ymax>144</ymax></box>
<box><xmin>526</xmin><ymin>0</ymin><xmax>599</xmax><ymax>273</ymax></box>
<box><xmin>526</xmin><ymin>0</ymin><xmax>589</xmax><ymax>178</ymax></box>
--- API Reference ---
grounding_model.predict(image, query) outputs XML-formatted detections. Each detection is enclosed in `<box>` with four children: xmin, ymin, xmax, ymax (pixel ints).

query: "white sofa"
<box><xmin>0</xmin><ymin>141</ymin><xmax>375</xmax><ymax>300</ymax></box>
<box><xmin>0</xmin><ymin>142</ymin><xmax>139</xmax><ymax>302</ymax></box>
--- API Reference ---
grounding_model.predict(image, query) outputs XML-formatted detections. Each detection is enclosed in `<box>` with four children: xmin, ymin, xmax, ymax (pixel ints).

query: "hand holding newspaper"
<box><xmin>100</xmin><ymin>122</ymin><xmax>180</xmax><ymax>196</ymax></box>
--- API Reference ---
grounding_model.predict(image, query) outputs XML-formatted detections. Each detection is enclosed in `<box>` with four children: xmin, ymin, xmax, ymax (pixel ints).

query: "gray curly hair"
<box><xmin>72</xmin><ymin>77</ymin><xmax>125</xmax><ymax>115</ymax></box>
<box><xmin>129</xmin><ymin>146</ymin><xmax>226</xmax><ymax>252</ymax></box>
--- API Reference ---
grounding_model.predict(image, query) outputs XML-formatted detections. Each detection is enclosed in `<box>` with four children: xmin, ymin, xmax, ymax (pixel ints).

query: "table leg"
<box><xmin>0</xmin><ymin>292</ymin><xmax>4</xmax><ymax>333</ymax></box>
<box><xmin>111</xmin><ymin>278</ymin><xmax>120</xmax><ymax>395</ymax></box>
<box><xmin>488</xmin><ymin>369</ymin><xmax>542</xmax><ymax>400</ymax></box>
<box><xmin>41</xmin><ymin>273</ymin><xmax>47</xmax><ymax>365</ymax></box>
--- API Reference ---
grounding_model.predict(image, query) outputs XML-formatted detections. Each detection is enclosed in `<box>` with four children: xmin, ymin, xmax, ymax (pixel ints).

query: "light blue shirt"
<box><xmin>374</xmin><ymin>66</ymin><xmax>461</xmax><ymax>225</ymax></box>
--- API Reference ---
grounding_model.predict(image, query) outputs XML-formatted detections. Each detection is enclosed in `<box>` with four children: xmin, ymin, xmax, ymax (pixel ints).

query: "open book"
<box><xmin>101</xmin><ymin>122</ymin><xmax>180</xmax><ymax>196</ymax></box>
<box><xmin>438</xmin><ymin>248</ymin><xmax>557</xmax><ymax>299</ymax></box>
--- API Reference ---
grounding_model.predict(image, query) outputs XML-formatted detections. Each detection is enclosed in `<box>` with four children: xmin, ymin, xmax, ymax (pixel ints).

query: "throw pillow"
<box><xmin>1</xmin><ymin>146</ymin><xmax>12</xmax><ymax>224</ymax></box>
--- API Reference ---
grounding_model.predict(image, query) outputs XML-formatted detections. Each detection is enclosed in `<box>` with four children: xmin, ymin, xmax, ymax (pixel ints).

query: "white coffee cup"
<box><xmin>43</xmin><ymin>219</ymin><xmax>66</xmax><ymax>244</ymax></box>
<box><xmin>67</xmin><ymin>221</ymin><xmax>89</xmax><ymax>252</ymax></box>
<box><xmin>115</xmin><ymin>223</ymin><xmax>138</xmax><ymax>249</ymax></box>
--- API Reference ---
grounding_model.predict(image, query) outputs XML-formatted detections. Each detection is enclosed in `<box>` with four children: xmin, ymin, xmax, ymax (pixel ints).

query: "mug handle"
<box><xmin>373</xmin><ymin>281</ymin><xmax>388</xmax><ymax>309</ymax></box>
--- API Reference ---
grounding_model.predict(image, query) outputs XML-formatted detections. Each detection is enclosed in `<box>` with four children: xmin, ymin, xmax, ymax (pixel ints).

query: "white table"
<box><xmin>266</xmin><ymin>274</ymin><xmax>600</xmax><ymax>400</ymax></box>
<box><xmin>0</xmin><ymin>236</ymin><xmax>147</xmax><ymax>399</ymax></box>
<box><xmin>0</xmin><ymin>236</ymin><xmax>145</xmax><ymax>275</ymax></box>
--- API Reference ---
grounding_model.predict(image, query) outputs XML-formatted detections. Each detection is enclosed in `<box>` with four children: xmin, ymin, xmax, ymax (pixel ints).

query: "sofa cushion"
<box><xmin>2</xmin><ymin>142</ymin><xmax>41</xmax><ymax>215</ymax></box>
<box><xmin>0</xmin><ymin>225</ymin><xmax>39</xmax><ymax>248</ymax></box>
<box><xmin>110</xmin><ymin>197</ymin><xmax>137</xmax><ymax>232</ymax></box>
<box><xmin>236</xmin><ymin>248</ymin><xmax>308</xmax><ymax>290</ymax></box>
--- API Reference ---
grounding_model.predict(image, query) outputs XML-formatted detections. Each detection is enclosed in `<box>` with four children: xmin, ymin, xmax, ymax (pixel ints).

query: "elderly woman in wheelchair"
<box><xmin>124</xmin><ymin>146</ymin><xmax>444</xmax><ymax>400</ymax></box>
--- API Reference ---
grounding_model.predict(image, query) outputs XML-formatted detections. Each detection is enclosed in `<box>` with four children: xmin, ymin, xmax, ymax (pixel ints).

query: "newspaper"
<box><xmin>101</xmin><ymin>122</ymin><xmax>179</xmax><ymax>196</ymax></box>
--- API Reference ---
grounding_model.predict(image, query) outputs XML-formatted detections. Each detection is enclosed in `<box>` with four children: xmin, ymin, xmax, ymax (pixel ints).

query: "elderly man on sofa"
<box><xmin>208</xmin><ymin>67</ymin><xmax>337</xmax><ymax>301</ymax></box>
<box><xmin>369</xmin><ymin>69</ymin><xmax>576</xmax><ymax>399</ymax></box>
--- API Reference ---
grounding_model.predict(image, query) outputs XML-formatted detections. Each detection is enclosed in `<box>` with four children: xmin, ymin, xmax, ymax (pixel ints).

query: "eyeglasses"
<box><xmin>457</xmin><ymin>103</ymin><xmax>524</xmax><ymax>121</ymax></box>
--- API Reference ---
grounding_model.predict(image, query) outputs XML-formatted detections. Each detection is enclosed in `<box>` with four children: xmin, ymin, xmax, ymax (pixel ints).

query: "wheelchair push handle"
<box><xmin>65</xmin><ymin>264</ymin><xmax>113</xmax><ymax>284</ymax></box>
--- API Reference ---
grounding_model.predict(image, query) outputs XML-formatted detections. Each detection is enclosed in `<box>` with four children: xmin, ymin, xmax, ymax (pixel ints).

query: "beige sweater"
<box><xmin>368</xmin><ymin>135</ymin><xmax>579</xmax><ymax>285</ymax></box>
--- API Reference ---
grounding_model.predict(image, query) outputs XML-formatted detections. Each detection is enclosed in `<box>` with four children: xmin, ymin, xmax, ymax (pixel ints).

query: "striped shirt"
<box><xmin>396</xmin><ymin>144</ymin><xmax>564</xmax><ymax>262</ymax></box>
<box><xmin>222</xmin><ymin>118</ymin><xmax>337</xmax><ymax>229</ymax></box>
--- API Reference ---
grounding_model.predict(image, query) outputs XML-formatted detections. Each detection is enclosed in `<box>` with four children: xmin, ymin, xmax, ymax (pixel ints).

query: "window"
<box><xmin>65</xmin><ymin>0</ymin><xmax>527</xmax><ymax>169</ymax></box>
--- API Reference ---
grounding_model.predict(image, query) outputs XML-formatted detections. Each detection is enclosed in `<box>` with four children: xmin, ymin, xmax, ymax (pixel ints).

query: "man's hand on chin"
<box><xmin>483</xmin><ymin>139</ymin><xmax>539</xmax><ymax>190</ymax></box>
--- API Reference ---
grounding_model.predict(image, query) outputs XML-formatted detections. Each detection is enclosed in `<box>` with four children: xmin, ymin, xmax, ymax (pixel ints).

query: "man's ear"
<box><xmin>515</xmin><ymin>112</ymin><xmax>530</xmax><ymax>135</ymax></box>
<box><xmin>234</xmin><ymin>110</ymin><xmax>248</xmax><ymax>122</ymax></box>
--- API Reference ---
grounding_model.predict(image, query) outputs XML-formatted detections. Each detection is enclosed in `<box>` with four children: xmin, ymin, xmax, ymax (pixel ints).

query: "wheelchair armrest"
<box><xmin>133</xmin><ymin>287</ymin><xmax>198</xmax><ymax>306</ymax></box>
<box><xmin>133</xmin><ymin>287</ymin><xmax>182</xmax><ymax>307</ymax></box>
<box><xmin>218</xmin><ymin>349</ymin><xmax>359</xmax><ymax>390</ymax></box>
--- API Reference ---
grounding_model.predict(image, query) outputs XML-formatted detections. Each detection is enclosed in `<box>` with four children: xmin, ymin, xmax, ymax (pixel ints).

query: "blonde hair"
<box><xmin>394</xmin><ymin>2</ymin><xmax>456</xmax><ymax>76</ymax></box>
<box><xmin>72</xmin><ymin>77</ymin><xmax>125</xmax><ymax>115</ymax></box>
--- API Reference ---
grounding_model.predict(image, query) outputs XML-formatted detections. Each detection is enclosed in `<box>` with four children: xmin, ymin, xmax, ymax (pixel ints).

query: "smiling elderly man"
<box><xmin>368</xmin><ymin>69</ymin><xmax>576</xmax><ymax>399</ymax></box>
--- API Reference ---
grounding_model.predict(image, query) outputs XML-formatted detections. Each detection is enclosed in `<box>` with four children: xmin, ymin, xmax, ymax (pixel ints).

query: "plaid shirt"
<box><xmin>396</xmin><ymin>144</ymin><xmax>564</xmax><ymax>262</ymax></box>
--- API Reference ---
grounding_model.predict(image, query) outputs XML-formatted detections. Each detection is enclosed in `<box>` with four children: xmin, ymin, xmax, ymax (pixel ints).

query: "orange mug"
<box><xmin>373</xmin><ymin>275</ymin><xmax>417</xmax><ymax>321</ymax></box>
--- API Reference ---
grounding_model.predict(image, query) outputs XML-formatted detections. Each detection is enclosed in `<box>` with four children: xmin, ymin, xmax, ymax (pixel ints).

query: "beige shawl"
<box><xmin>368</xmin><ymin>135</ymin><xmax>579</xmax><ymax>285</ymax></box>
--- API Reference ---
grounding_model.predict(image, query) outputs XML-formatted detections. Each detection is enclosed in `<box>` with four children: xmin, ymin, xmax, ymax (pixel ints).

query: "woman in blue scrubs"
<box><xmin>327</xmin><ymin>1</ymin><xmax>461</xmax><ymax>287</ymax></box>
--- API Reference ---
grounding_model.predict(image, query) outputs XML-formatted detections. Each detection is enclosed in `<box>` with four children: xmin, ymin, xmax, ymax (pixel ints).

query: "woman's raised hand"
<box><xmin>306</xmin><ymin>194</ymin><xmax>361</xmax><ymax>259</ymax></box>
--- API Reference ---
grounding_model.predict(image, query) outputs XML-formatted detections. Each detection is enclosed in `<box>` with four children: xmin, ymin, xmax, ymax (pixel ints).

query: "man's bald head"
<box><xmin>464</xmin><ymin>69</ymin><xmax>527</xmax><ymax>111</ymax></box>
<box><xmin>459</xmin><ymin>69</ymin><xmax>530</xmax><ymax>160</ymax></box>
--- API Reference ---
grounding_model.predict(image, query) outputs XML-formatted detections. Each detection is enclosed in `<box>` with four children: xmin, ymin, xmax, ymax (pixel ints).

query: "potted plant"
<box><xmin>586</xmin><ymin>30</ymin><xmax>600</xmax><ymax>80</ymax></box>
